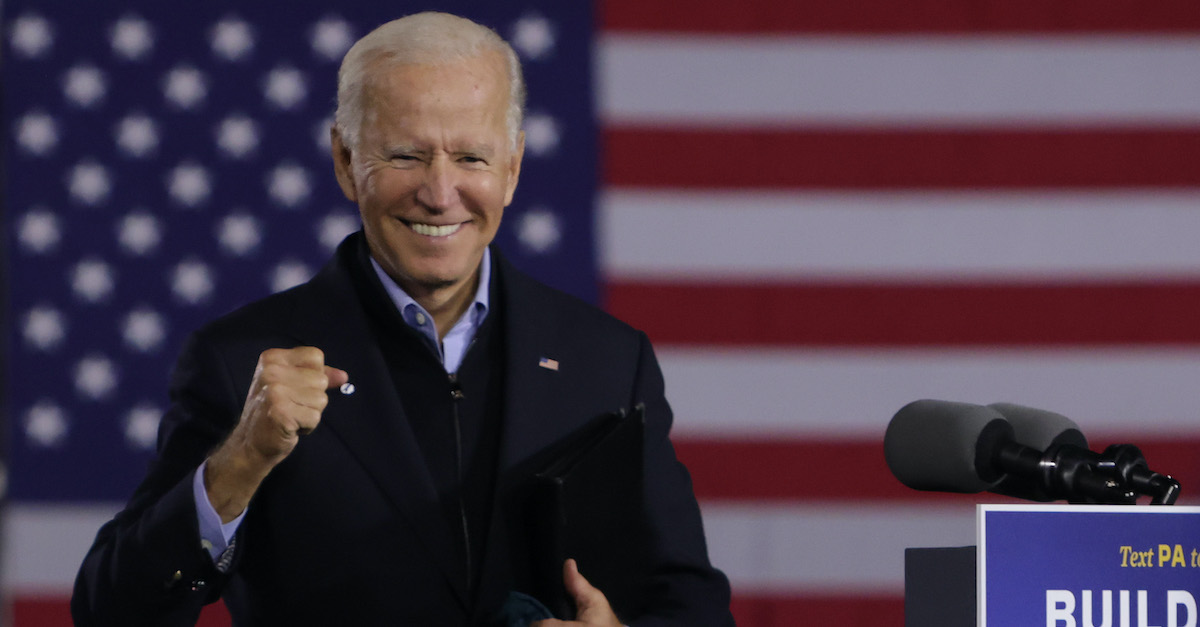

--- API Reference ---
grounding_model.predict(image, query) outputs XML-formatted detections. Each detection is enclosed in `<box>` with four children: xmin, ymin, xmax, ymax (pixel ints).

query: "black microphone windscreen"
<box><xmin>884</xmin><ymin>399</ymin><xmax>1012</xmax><ymax>494</ymax></box>
<box><xmin>987</xmin><ymin>403</ymin><xmax>1088</xmax><ymax>450</ymax></box>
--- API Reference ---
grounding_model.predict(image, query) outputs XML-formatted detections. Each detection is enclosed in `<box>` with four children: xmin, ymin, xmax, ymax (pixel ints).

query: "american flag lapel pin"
<box><xmin>538</xmin><ymin>356</ymin><xmax>559</xmax><ymax>371</ymax></box>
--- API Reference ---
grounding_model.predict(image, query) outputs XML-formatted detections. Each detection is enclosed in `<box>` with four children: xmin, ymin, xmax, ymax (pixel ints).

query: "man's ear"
<box><xmin>503</xmin><ymin>130</ymin><xmax>525</xmax><ymax>207</ymax></box>
<box><xmin>330</xmin><ymin>126</ymin><xmax>358</xmax><ymax>203</ymax></box>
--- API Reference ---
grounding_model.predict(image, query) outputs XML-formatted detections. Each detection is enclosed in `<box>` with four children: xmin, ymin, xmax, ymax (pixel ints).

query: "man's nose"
<box><xmin>416</xmin><ymin>158</ymin><xmax>458</xmax><ymax>210</ymax></box>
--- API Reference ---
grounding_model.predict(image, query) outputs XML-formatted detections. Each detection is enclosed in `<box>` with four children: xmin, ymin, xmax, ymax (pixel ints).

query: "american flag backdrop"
<box><xmin>4</xmin><ymin>1</ymin><xmax>1200</xmax><ymax>626</ymax></box>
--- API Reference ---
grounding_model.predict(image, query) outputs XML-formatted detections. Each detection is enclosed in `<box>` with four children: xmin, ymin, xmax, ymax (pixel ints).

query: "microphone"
<box><xmin>884</xmin><ymin>400</ymin><xmax>1180</xmax><ymax>504</ymax></box>
<box><xmin>987</xmin><ymin>403</ymin><xmax>1087</xmax><ymax>451</ymax></box>
<box><xmin>883</xmin><ymin>399</ymin><xmax>1011</xmax><ymax>494</ymax></box>
<box><xmin>986</xmin><ymin>403</ymin><xmax>1087</xmax><ymax>501</ymax></box>
<box><xmin>987</xmin><ymin>403</ymin><xmax>1181</xmax><ymax>504</ymax></box>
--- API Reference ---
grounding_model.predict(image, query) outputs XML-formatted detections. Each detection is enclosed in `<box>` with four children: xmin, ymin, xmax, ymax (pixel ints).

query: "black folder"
<box><xmin>527</xmin><ymin>404</ymin><xmax>650</xmax><ymax>620</ymax></box>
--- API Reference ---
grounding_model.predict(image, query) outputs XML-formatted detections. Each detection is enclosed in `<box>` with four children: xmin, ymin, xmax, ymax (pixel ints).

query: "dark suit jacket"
<box><xmin>72</xmin><ymin>233</ymin><xmax>733</xmax><ymax>626</ymax></box>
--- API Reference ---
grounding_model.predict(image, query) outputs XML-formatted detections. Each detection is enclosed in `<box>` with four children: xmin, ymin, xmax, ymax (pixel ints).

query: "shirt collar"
<box><xmin>369</xmin><ymin>249</ymin><xmax>491</xmax><ymax>334</ymax></box>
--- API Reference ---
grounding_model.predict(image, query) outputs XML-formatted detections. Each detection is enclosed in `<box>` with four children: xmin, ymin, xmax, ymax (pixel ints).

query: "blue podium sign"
<box><xmin>979</xmin><ymin>504</ymin><xmax>1200</xmax><ymax>627</ymax></box>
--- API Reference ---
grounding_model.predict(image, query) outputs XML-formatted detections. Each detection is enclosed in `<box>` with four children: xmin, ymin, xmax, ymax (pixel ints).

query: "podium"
<box><xmin>904</xmin><ymin>505</ymin><xmax>1200</xmax><ymax>627</ymax></box>
<box><xmin>906</xmin><ymin>546</ymin><xmax>975</xmax><ymax>627</ymax></box>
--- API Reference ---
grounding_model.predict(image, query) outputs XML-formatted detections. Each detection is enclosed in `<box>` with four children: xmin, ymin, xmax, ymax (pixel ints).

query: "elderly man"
<box><xmin>72</xmin><ymin>12</ymin><xmax>732</xmax><ymax>626</ymax></box>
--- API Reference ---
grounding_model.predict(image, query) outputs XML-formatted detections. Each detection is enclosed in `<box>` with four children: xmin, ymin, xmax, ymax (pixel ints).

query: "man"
<box><xmin>72</xmin><ymin>12</ymin><xmax>733</xmax><ymax>626</ymax></box>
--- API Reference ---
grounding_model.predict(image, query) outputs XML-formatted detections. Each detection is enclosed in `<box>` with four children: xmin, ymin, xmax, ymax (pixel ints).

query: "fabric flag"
<box><xmin>598</xmin><ymin>1</ymin><xmax>1200</xmax><ymax>624</ymax></box>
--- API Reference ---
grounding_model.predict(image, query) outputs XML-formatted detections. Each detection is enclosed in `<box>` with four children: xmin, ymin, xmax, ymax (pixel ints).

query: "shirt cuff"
<box><xmin>192</xmin><ymin>459</ymin><xmax>246</xmax><ymax>562</ymax></box>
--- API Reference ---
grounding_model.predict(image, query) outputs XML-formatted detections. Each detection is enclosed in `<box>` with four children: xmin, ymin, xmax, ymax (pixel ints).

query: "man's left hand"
<box><xmin>530</xmin><ymin>559</ymin><xmax>622</xmax><ymax>627</ymax></box>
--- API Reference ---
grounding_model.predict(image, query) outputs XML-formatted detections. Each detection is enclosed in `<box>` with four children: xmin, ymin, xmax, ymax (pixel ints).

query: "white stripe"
<box><xmin>600</xmin><ymin>190</ymin><xmax>1200</xmax><ymax>281</ymax></box>
<box><xmin>3</xmin><ymin>502</ymin><xmax>970</xmax><ymax>595</ymax></box>
<box><xmin>599</xmin><ymin>35</ymin><xmax>1200</xmax><ymax>126</ymax></box>
<box><xmin>702</xmin><ymin>502</ymin><xmax>975</xmax><ymax>593</ymax></box>
<box><xmin>658</xmin><ymin>347</ymin><xmax>1200</xmax><ymax>438</ymax></box>
<box><xmin>3</xmin><ymin>503</ymin><xmax>120</xmax><ymax>594</ymax></box>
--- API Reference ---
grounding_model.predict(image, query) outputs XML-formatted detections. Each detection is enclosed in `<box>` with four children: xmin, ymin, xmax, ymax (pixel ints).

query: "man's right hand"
<box><xmin>204</xmin><ymin>347</ymin><xmax>349</xmax><ymax>523</ymax></box>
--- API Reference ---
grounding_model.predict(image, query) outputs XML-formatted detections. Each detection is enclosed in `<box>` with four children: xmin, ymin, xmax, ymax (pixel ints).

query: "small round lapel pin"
<box><xmin>340</xmin><ymin>382</ymin><xmax>356</xmax><ymax>395</ymax></box>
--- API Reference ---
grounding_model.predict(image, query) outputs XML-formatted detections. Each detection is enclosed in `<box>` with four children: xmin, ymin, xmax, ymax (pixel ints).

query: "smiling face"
<box><xmin>332</xmin><ymin>50</ymin><xmax>523</xmax><ymax>310</ymax></box>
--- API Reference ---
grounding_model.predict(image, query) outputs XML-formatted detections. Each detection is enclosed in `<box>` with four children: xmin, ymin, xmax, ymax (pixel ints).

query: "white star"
<box><xmin>510</xmin><ymin>14</ymin><xmax>556</xmax><ymax>61</ymax></box>
<box><xmin>263</xmin><ymin>66</ymin><xmax>307</xmax><ymax>110</ymax></box>
<box><xmin>76</xmin><ymin>355</ymin><xmax>119</xmax><ymax>400</ymax></box>
<box><xmin>117</xmin><ymin>211</ymin><xmax>162</xmax><ymax>256</ymax></box>
<box><xmin>10</xmin><ymin>14</ymin><xmax>54</xmax><ymax>59</ymax></box>
<box><xmin>17</xmin><ymin>209</ymin><xmax>61</xmax><ymax>253</ymax></box>
<box><xmin>63</xmin><ymin>65</ymin><xmax>107</xmax><ymax>108</ymax></box>
<box><xmin>172</xmin><ymin>259</ymin><xmax>215</xmax><ymax>304</ymax></box>
<box><xmin>167</xmin><ymin>162</ymin><xmax>212</xmax><ymax>207</ymax></box>
<box><xmin>25</xmin><ymin>401</ymin><xmax>68</xmax><ymax>448</ymax></box>
<box><xmin>23</xmin><ymin>306</ymin><xmax>66</xmax><ymax>351</ymax></box>
<box><xmin>310</xmin><ymin>17</ymin><xmax>354</xmax><ymax>61</ymax></box>
<box><xmin>15</xmin><ymin>111</ymin><xmax>58</xmax><ymax>156</ymax></box>
<box><xmin>211</xmin><ymin>17</ymin><xmax>255</xmax><ymax>61</ymax></box>
<box><xmin>163</xmin><ymin>65</ymin><xmax>208</xmax><ymax>109</ymax></box>
<box><xmin>67</xmin><ymin>160</ymin><xmax>112</xmax><ymax>206</ymax></box>
<box><xmin>270</xmin><ymin>260</ymin><xmax>312</xmax><ymax>293</ymax></box>
<box><xmin>523</xmin><ymin>113</ymin><xmax>562</xmax><ymax>157</ymax></box>
<box><xmin>72</xmin><ymin>259</ymin><xmax>116</xmax><ymax>302</ymax></box>
<box><xmin>124</xmin><ymin>404</ymin><xmax>162</xmax><ymax>450</ymax></box>
<box><xmin>217</xmin><ymin>213</ymin><xmax>261</xmax><ymax>256</ymax></box>
<box><xmin>115</xmin><ymin>113</ymin><xmax>159</xmax><ymax>157</ymax></box>
<box><xmin>317</xmin><ymin>212</ymin><xmax>359</xmax><ymax>251</ymax></box>
<box><xmin>216</xmin><ymin>115</ymin><xmax>259</xmax><ymax>158</ymax></box>
<box><xmin>110</xmin><ymin>14</ymin><xmax>154</xmax><ymax>60</ymax></box>
<box><xmin>123</xmin><ymin>308</ymin><xmax>167</xmax><ymax>352</ymax></box>
<box><xmin>517</xmin><ymin>207</ymin><xmax>562</xmax><ymax>254</ymax></box>
<box><xmin>267</xmin><ymin>163</ymin><xmax>311</xmax><ymax>207</ymax></box>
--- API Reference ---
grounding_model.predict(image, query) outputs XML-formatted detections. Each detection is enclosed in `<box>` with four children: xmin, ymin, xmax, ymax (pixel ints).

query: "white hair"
<box><xmin>334</xmin><ymin>12</ymin><xmax>526</xmax><ymax>151</ymax></box>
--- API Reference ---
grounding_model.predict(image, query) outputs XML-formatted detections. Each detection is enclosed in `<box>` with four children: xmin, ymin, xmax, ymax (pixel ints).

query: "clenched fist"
<box><xmin>205</xmin><ymin>347</ymin><xmax>349</xmax><ymax>522</ymax></box>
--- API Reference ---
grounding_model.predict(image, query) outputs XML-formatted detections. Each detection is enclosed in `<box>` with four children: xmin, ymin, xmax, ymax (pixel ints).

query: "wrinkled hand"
<box><xmin>530</xmin><ymin>559</ymin><xmax>622</xmax><ymax>627</ymax></box>
<box><xmin>205</xmin><ymin>347</ymin><xmax>348</xmax><ymax>522</ymax></box>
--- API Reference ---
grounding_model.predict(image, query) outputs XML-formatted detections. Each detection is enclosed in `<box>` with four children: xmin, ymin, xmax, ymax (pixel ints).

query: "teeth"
<box><xmin>408</xmin><ymin>222</ymin><xmax>462</xmax><ymax>237</ymax></box>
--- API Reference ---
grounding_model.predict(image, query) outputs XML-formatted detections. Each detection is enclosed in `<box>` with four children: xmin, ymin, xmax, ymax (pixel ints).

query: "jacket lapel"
<box><xmin>495</xmin><ymin>255</ymin><xmax>579</xmax><ymax>472</ymax></box>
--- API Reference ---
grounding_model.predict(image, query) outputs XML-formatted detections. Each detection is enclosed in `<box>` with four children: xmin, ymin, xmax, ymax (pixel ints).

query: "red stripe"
<box><xmin>603</xmin><ymin>127</ymin><xmax>1200</xmax><ymax>189</ymax></box>
<box><xmin>13</xmin><ymin>595</ymin><xmax>232</xmax><ymax>625</ymax></box>
<box><xmin>606</xmin><ymin>281</ymin><xmax>1200</xmax><ymax>347</ymax></box>
<box><xmin>12</xmin><ymin>594</ymin><xmax>900</xmax><ymax>627</ymax></box>
<box><xmin>675</xmin><ymin>437</ymin><xmax>1200</xmax><ymax>502</ymax></box>
<box><xmin>679</xmin><ymin>438</ymin><xmax>926</xmax><ymax>502</ymax></box>
<box><xmin>731</xmin><ymin>594</ymin><xmax>903</xmax><ymax>627</ymax></box>
<box><xmin>602</xmin><ymin>0</ymin><xmax>1200</xmax><ymax>34</ymax></box>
